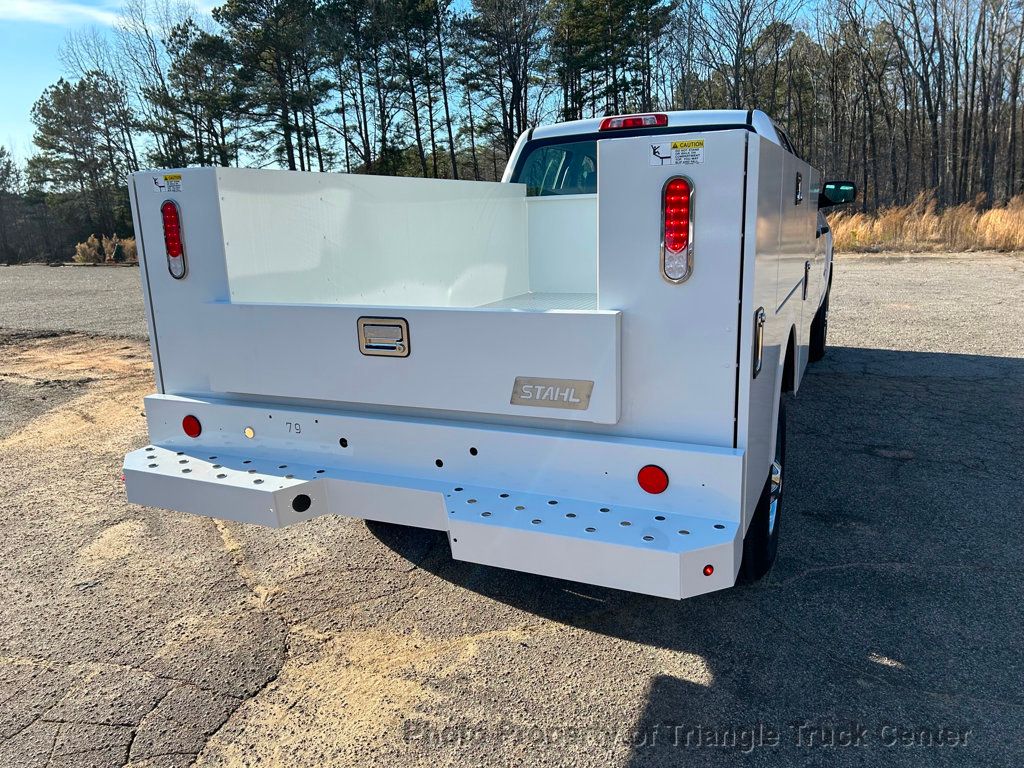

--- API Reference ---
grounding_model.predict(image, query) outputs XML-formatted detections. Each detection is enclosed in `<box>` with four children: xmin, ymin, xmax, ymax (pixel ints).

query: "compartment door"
<box><xmin>596</xmin><ymin>130</ymin><xmax>746</xmax><ymax>445</ymax></box>
<box><xmin>204</xmin><ymin>303</ymin><xmax>621</xmax><ymax>424</ymax></box>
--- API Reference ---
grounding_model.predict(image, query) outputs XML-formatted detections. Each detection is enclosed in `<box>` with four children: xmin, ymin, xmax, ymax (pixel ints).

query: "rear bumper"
<box><xmin>126</xmin><ymin>394</ymin><xmax>746</xmax><ymax>599</ymax></box>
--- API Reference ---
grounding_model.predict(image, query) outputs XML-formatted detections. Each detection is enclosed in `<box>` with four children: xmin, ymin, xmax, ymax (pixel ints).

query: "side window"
<box><xmin>513</xmin><ymin>141</ymin><xmax>598</xmax><ymax>196</ymax></box>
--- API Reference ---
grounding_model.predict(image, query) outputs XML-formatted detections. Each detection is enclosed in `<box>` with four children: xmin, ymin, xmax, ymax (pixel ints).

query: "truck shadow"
<box><xmin>368</xmin><ymin>345</ymin><xmax>1023</xmax><ymax>764</ymax></box>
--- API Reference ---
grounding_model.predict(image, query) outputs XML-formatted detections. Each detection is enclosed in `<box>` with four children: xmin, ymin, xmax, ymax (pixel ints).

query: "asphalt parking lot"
<box><xmin>0</xmin><ymin>254</ymin><xmax>1021</xmax><ymax>767</ymax></box>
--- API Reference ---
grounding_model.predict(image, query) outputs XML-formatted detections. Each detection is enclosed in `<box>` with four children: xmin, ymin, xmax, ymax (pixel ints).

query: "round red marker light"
<box><xmin>703</xmin><ymin>564</ymin><xmax>715</xmax><ymax>577</ymax></box>
<box><xmin>637</xmin><ymin>464</ymin><xmax>669</xmax><ymax>494</ymax></box>
<box><xmin>182</xmin><ymin>415</ymin><xmax>202</xmax><ymax>438</ymax></box>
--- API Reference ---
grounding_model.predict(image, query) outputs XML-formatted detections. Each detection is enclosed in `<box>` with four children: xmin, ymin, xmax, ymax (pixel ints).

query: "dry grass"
<box><xmin>72</xmin><ymin>234</ymin><xmax>137</xmax><ymax>264</ymax></box>
<box><xmin>73</xmin><ymin>234</ymin><xmax>103</xmax><ymax>264</ymax></box>
<box><xmin>830</xmin><ymin>192</ymin><xmax>1024</xmax><ymax>252</ymax></box>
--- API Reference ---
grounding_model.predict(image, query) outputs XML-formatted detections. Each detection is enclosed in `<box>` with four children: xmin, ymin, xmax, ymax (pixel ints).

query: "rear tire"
<box><xmin>809</xmin><ymin>288</ymin><xmax>829</xmax><ymax>362</ymax></box>
<box><xmin>739</xmin><ymin>399</ymin><xmax>786</xmax><ymax>583</ymax></box>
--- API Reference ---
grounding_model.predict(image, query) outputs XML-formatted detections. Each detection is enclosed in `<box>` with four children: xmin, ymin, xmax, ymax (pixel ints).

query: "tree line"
<box><xmin>1</xmin><ymin>0</ymin><xmax>1022</xmax><ymax>262</ymax></box>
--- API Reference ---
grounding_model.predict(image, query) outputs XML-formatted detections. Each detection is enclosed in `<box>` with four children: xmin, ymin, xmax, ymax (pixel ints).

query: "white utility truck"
<box><xmin>124</xmin><ymin>109</ymin><xmax>855</xmax><ymax>600</ymax></box>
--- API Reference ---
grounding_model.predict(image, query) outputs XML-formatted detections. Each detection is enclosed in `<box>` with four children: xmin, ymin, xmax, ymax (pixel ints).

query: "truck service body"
<box><xmin>124</xmin><ymin>109</ymin><xmax>844</xmax><ymax>600</ymax></box>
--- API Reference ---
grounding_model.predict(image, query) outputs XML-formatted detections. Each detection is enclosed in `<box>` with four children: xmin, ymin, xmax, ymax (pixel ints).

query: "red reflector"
<box><xmin>599</xmin><ymin>113</ymin><xmax>668</xmax><ymax>131</ymax></box>
<box><xmin>637</xmin><ymin>464</ymin><xmax>669</xmax><ymax>494</ymax></box>
<box><xmin>182</xmin><ymin>415</ymin><xmax>202</xmax><ymax>438</ymax></box>
<box><xmin>663</xmin><ymin>177</ymin><xmax>691</xmax><ymax>255</ymax></box>
<box><xmin>703</xmin><ymin>564</ymin><xmax>714</xmax><ymax>577</ymax></box>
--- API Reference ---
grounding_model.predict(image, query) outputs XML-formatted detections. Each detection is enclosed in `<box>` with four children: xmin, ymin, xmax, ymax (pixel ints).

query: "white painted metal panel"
<box><xmin>216</xmin><ymin>168</ymin><xmax>530</xmax><ymax>308</ymax></box>
<box><xmin>447</xmin><ymin>487</ymin><xmax>739</xmax><ymax>600</ymax></box>
<box><xmin>125</xmin><ymin>446</ymin><xmax>448</xmax><ymax>529</ymax></box>
<box><xmin>141</xmin><ymin>394</ymin><xmax>744</xmax><ymax>519</ymax></box>
<box><xmin>479</xmin><ymin>292</ymin><xmax>596</xmax><ymax>310</ymax></box>
<box><xmin>778</xmin><ymin>152</ymin><xmax>807</xmax><ymax>316</ymax></box>
<box><xmin>204</xmin><ymin>302</ymin><xmax>621</xmax><ymax>423</ymax></box>
<box><xmin>132</xmin><ymin>168</ymin><xmax>230</xmax><ymax>398</ymax></box>
<box><xmin>737</xmin><ymin>136</ymin><xmax>785</xmax><ymax>529</ymax></box>
<box><xmin>526</xmin><ymin>195</ymin><xmax>597</xmax><ymax>293</ymax></box>
<box><xmin>127</xmin><ymin>179</ymin><xmax>163</xmax><ymax>391</ymax></box>
<box><xmin>735</xmin><ymin>135</ymin><xmax>820</xmax><ymax>532</ymax></box>
<box><xmin>597</xmin><ymin>130</ymin><xmax>746</xmax><ymax>445</ymax></box>
<box><xmin>777</xmin><ymin>150</ymin><xmax>817</xmax><ymax>388</ymax></box>
<box><xmin>796</xmin><ymin>164</ymin><xmax>822</xmax><ymax>379</ymax></box>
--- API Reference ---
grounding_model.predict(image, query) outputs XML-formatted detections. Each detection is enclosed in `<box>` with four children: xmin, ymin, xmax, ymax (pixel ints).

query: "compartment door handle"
<box><xmin>357</xmin><ymin>317</ymin><xmax>410</xmax><ymax>357</ymax></box>
<box><xmin>753</xmin><ymin>307</ymin><xmax>766</xmax><ymax>378</ymax></box>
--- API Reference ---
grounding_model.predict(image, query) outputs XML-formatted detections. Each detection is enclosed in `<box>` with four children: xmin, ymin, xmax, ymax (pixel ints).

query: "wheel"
<box><xmin>808</xmin><ymin>287</ymin><xmax>829</xmax><ymax>362</ymax></box>
<box><xmin>739</xmin><ymin>398</ymin><xmax>786</xmax><ymax>583</ymax></box>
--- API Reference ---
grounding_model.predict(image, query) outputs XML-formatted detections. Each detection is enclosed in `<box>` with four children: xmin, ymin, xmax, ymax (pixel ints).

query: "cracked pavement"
<box><xmin>0</xmin><ymin>253</ymin><xmax>1021</xmax><ymax>767</ymax></box>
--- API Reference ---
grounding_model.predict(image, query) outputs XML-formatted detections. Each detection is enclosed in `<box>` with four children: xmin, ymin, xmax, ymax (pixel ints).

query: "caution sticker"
<box><xmin>151</xmin><ymin>173</ymin><xmax>183</xmax><ymax>193</ymax></box>
<box><xmin>650</xmin><ymin>139</ymin><xmax>704</xmax><ymax>166</ymax></box>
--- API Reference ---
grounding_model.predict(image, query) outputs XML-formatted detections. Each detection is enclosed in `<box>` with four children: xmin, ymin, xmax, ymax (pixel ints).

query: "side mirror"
<box><xmin>819</xmin><ymin>180</ymin><xmax>856</xmax><ymax>208</ymax></box>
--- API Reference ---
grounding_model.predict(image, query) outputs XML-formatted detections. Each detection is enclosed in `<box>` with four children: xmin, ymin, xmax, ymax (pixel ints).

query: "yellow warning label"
<box><xmin>671</xmin><ymin>140</ymin><xmax>704</xmax><ymax>150</ymax></box>
<box><xmin>154</xmin><ymin>172</ymin><xmax>183</xmax><ymax>193</ymax></box>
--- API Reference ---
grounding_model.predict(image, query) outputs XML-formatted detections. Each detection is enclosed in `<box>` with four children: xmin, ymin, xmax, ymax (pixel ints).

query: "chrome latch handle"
<box><xmin>357</xmin><ymin>317</ymin><xmax>410</xmax><ymax>357</ymax></box>
<box><xmin>753</xmin><ymin>307</ymin><xmax>766</xmax><ymax>378</ymax></box>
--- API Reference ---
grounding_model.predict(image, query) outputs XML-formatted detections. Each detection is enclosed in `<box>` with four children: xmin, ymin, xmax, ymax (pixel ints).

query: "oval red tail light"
<box><xmin>663</xmin><ymin>177</ymin><xmax>691</xmax><ymax>255</ymax></box>
<box><xmin>662</xmin><ymin>176</ymin><xmax>694</xmax><ymax>282</ymax></box>
<box><xmin>161</xmin><ymin>200</ymin><xmax>187</xmax><ymax>279</ymax></box>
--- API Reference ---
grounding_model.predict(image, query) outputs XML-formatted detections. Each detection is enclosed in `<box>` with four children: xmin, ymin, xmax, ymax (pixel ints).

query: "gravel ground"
<box><xmin>0</xmin><ymin>265</ymin><xmax>147</xmax><ymax>339</ymax></box>
<box><xmin>0</xmin><ymin>253</ymin><xmax>1021</xmax><ymax>767</ymax></box>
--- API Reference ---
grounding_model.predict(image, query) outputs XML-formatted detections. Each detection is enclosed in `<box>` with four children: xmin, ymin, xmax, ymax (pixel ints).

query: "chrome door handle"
<box><xmin>753</xmin><ymin>307</ymin><xmax>766</xmax><ymax>378</ymax></box>
<box><xmin>357</xmin><ymin>317</ymin><xmax>410</xmax><ymax>357</ymax></box>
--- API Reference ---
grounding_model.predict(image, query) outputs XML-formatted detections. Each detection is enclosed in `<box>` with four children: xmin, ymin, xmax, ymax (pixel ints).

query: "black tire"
<box><xmin>739</xmin><ymin>398</ymin><xmax>786</xmax><ymax>583</ymax></box>
<box><xmin>809</xmin><ymin>287</ymin><xmax>829</xmax><ymax>362</ymax></box>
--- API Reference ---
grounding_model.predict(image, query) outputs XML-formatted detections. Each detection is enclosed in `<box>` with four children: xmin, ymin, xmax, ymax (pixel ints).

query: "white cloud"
<box><xmin>0</xmin><ymin>0</ymin><xmax>120</xmax><ymax>26</ymax></box>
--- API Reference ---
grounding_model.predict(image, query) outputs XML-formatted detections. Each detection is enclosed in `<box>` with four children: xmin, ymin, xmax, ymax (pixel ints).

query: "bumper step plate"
<box><xmin>125</xmin><ymin>447</ymin><xmax>741</xmax><ymax>599</ymax></box>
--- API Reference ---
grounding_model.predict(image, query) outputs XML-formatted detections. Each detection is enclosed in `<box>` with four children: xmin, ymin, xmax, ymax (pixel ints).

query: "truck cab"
<box><xmin>124</xmin><ymin>109</ymin><xmax>848</xmax><ymax>600</ymax></box>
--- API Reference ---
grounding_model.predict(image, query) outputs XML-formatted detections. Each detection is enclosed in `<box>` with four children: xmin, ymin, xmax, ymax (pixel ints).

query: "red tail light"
<box><xmin>661</xmin><ymin>177</ymin><xmax>693</xmax><ymax>282</ymax></box>
<box><xmin>161</xmin><ymin>200</ymin><xmax>187</xmax><ymax>279</ymax></box>
<box><xmin>663</xmin><ymin>178</ymin><xmax>691</xmax><ymax>253</ymax></box>
<box><xmin>599</xmin><ymin>113</ymin><xmax>668</xmax><ymax>131</ymax></box>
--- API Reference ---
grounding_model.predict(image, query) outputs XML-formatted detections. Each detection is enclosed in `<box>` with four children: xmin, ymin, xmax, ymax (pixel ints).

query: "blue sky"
<box><xmin>0</xmin><ymin>1</ymin><xmax>218</xmax><ymax>162</ymax></box>
<box><xmin>0</xmin><ymin>1</ymin><xmax>124</xmax><ymax>160</ymax></box>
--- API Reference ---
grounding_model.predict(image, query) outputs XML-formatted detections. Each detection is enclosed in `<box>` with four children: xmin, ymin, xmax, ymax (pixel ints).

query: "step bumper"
<box><xmin>124</xmin><ymin>446</ymin><xmax>741</xmax><ymax>600</ymax></box>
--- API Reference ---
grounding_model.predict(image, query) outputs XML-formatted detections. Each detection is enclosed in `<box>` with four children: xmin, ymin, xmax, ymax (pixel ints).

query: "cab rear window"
<box><xmin>512</xmin><ymin>140</ymin><xmax>597</xmax><ymax>196</ymax></box>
